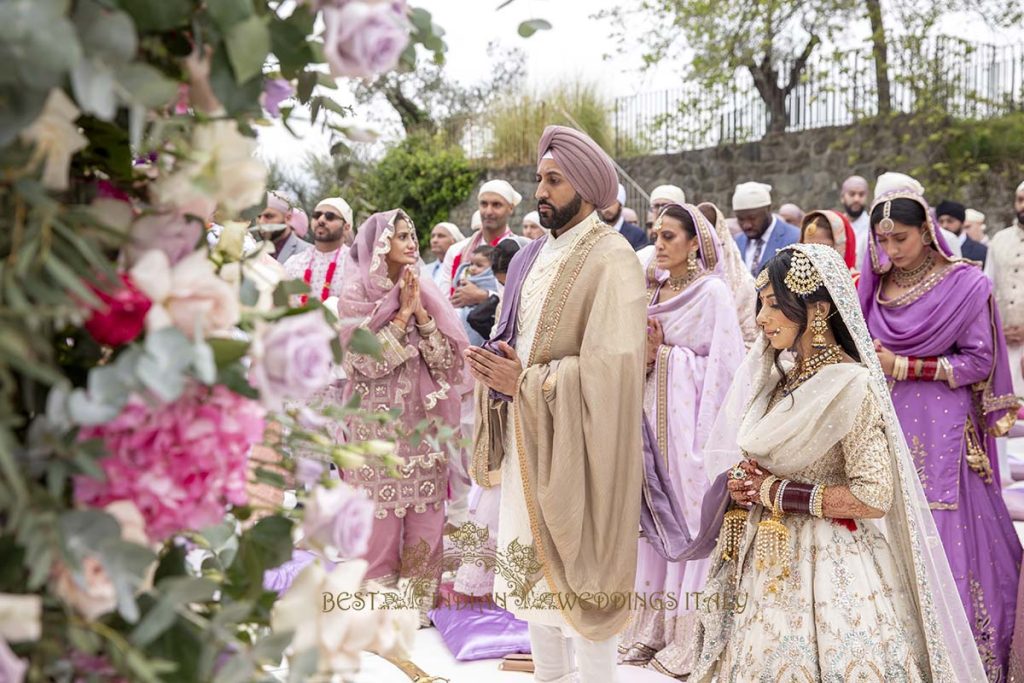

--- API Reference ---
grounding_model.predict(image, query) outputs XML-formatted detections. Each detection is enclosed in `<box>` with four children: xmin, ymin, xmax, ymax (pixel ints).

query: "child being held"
<box><xmin>453</xmin><ymin>245</ymin><xmax>498</xmax><ymax>346</ymax></box>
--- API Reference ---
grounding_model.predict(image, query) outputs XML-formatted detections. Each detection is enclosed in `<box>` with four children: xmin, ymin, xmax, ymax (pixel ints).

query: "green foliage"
<box><xmin>358</xmin><ymin>134</ymin><xmax>479</xmax><ymax>247</ymax></box>
<box><xmin>487</xmin><ymin>79</ymin><xmax>642</xmax><ymax>165</ymax></box>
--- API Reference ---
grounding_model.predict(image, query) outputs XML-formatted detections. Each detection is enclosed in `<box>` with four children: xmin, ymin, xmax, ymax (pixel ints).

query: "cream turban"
<box><xmin>523</xmin><ymin>210</ymin><xmax>541</xmax><ymax>227</ymax></box>
<box><xmin>315</xmin><ymin>196</ymin><xmax>353</xmax><ymax>227</ymax></box>
<box><xmin>479</xmin><ymin>179</ymin><xmax>522</xmax><ymax>207</ymax></box>
<box><xmin>433</xmin><ymin>221</ymin><xmax>465</xmax><ymax>242</ymax></box>
<box><xmin>537</xmin><ymin>125</ymin><xmax>618</xmax><ymax>209</ymax></box>
<box><xmin>470</xmin><ymin>210</ymin><xmax>482</xmax><ymax>231</ymax></box>
<box><xmin>965</xmin><ymin>209</ymin><xmax>985</xmax><ymax>224</ymax></box>
<box><xmin>616</xmin><ymin>183</ymin><xmax>626</xmax><ymax>206</ymax></box>
<box><xmin>650</xmin><ymin>184</ymin><xmax>686</xmax><ymax>205</ymax></box>
<box><xmin>732</xmin><ymin>182</ymin><xmax>772</xmax><ymax>211</ymax></box>
<box><xmin>874</xmin><ymin>172</ymin><xmax>924</xmax><ymax>198</ymax></box>
<box><xmin>266</xmin><ymin>190</ymin><xmax>309</xmax><ymax>237</ymax></box>
<box><xmin>1017</xmin><ymin>180</ymin><xmax>1024</xmax><ymax>195</ymax></box>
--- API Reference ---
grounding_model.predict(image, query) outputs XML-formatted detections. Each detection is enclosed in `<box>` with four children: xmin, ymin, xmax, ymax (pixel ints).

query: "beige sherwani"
<box><xmin>985</xmin><ymin>222</ymin><xmax>1024</xmax><ymax>395</ymax></box>
<box><xmin>473</xmin><ymin>213</ymin><xmax>648</xmax><ymax>641</ymax></box>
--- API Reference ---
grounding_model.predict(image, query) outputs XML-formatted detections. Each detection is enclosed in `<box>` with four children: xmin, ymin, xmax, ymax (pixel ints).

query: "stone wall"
<box><xmin>449</xmin><ymin>119</ymin><xmax>1023</xmax><ymax>235</ymax></box>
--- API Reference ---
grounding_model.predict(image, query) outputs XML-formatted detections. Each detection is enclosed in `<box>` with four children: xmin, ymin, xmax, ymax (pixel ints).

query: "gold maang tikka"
<box><xmin>783</xmin><ymin>250</ymin><xmax>823</xmax><ymax>296</ymax></box>
<box><xmin>879</xmin><ymin>200</ymin><xmax>895</xmax><ymax>234</ymax></box>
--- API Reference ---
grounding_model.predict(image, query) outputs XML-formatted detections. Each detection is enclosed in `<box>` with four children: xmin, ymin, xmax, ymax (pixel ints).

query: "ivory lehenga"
<box><xmin>686</xmin><ymin>244</ymin><xmax>988</xmax><ymax>682</ymax></box>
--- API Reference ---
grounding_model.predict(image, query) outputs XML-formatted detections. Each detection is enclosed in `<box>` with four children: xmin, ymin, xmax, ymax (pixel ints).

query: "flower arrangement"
<box><xmin>0</xmin><ymin>1</ymin><xmax>447</xmax><ymax>681</ymax></box>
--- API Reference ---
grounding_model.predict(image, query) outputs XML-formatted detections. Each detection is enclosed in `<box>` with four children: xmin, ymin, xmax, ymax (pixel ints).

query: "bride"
<box><xmin>684</xmin><ymin>244</ymin><xmax>986</xmax><ymax>681</ymax></box>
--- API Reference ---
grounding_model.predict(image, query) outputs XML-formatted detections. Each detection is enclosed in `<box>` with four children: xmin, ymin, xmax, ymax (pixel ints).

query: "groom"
<box><xmin>466</xmin><ymin>125</ymin><xmax>647</xmax><ymax>682</ymax></box>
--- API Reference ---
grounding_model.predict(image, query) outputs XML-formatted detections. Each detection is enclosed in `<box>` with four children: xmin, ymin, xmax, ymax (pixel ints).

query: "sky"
<box><xmin>256</xmin><ymin>0</ymin><xmax>1020</xmax><ymax>174</ymax></box>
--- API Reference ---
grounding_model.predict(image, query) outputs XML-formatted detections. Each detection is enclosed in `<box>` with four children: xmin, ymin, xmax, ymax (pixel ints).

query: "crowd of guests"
<box><xmin>237</xmin><ymin>160</ymin><xmax>1024</xmax><ymax>680</ymax></box>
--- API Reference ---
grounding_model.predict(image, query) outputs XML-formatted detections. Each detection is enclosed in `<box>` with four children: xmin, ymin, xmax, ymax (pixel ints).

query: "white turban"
<box><xmin>470</xmin><ymin>210</ymin><xmax>482</xmax><ymax>231</ymax></box>
<box><xmin>523</xmin><ymin>211</ymin><xmax>541</xmax><ymax>226</ymax></box>
<box><xmin>965</xmin><ymin>209</ymin><xmax>985</xmax><ymax>224</ymax></box>
<box><xmin>479</xmin><ymin>179</ymin><xmax>522</xmax><ymax>208</ymax></box>
<box><xmin>616</xmin><ymin>183</ymin><xmax>626</xmax><ymax>206</ymax></box>
<box><xmin>315</xmin><ymin>196</ymin><xmax>353</xmax><ymax>226</ymax></box>
<box><xmin>650</xmin><ymin>184</ymin><xmax>686</xmax><ymax>205</ymax></box>
<box><xmin>732</xmin><ymin>182</ymin><xmax>772</xmax><ymax>211</ymax></box>
<box><xmin>874</xmin><ymin>172</ymin><xmax>924</xmax><ymax>198</ymax></box>
<box><xmin>1017</xmin><ymin>180</ymin><xmax>1024</xmax><ymax>195</ymax></box>
<box><xmin>433</xmin><ymin>221</ymin><xmax>465</xmax><ymax>242</ymax></box>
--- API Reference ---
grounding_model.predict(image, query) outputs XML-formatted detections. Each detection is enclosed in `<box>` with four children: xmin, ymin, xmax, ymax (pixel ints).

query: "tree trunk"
<box><xmin>865</xmin><ymin>0</ymin><xmax>892</xmax><ymax>116</ymax></box>
<box><xmin>748</xmin><ymin>35</ymin><xmax>820</xmax><ymax>135</ymax></box>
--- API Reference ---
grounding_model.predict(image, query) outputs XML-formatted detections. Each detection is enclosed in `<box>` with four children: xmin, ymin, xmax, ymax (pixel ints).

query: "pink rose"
<box><xmin>249</xmin><ymin>312</ymin><xmax>336</xmax><ymax>410</ymax></box>
<box><xmin>323</xmin><ymin>1</ymin><xmax>410</xmax><ymax>79</ymax></box>
<box><xmin>302</xmin><ymin>483</ymin><xmax>374</xmax><ymax>559</ymax></box>
<box><xmin>0</xmin><ymin>638</ymin><xmax>26</xmax><ymax>683</ymax></box>
<box><xmin>84</xmin><ymin>274</ymin><xmax>152</xmax><ymax>347</ymax></box>
<box><xmin>129</xmin><ymin>210</ymin><xmax>205</xmax><ymax>265</ymax></box>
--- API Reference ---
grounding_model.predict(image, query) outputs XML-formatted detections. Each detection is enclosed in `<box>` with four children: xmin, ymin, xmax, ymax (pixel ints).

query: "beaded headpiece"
<box><xmin>754</xmin><ymin>267</ymin><xmax>770</xmax><ymax>290</ymax></box>
<box><xmin>783</xmin><ymin>250</ymin><xmax>824</xmax><ymax>296</ymax></box>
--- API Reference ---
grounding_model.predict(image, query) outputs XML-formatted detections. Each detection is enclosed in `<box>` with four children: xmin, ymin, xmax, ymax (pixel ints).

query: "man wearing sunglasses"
<box><xmin>282</xmin><ymin>196</ymin><xmax>354</xmax><ymax>305</ymax></box>
<box><xmin>257</xmin><ymin>191</ymin><xmax>313</xmax><ymax>264</ymax></box>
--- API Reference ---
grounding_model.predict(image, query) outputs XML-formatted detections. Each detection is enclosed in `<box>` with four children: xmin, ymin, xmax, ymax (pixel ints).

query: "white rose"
<box><xmin>131</xmin><ymin>249</ymin><xmax>240</xmax><ymax>336</ymax></box>
<box><xmin>0</xmin><ymin>594</ymin><xmax>41</xmax><ymax>643</ymax></box>
<box><xmin>19</xmin><ymin>89</ymin><xmax>88</xmax><ymax>191</ymax></box>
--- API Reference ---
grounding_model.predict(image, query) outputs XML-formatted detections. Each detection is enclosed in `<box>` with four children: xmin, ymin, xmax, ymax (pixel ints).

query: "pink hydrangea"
<box><xmin>74</xmin><ymin>383</ymin><xmax>266</xmax><ymax>542</ymax></box>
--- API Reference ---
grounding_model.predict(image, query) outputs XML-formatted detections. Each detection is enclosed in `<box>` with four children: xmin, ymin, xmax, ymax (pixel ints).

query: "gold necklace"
<box><xmin>891</xmin><ymin>251</ymin><xmax>935</xmax><ymax>288</ymax></box>
<box><xmin>666</xmin><ymin>272</ymin><xmax>694</xmax><ymax>292</ymax></box>
<box><xmin>781</xmin><ymin>344</ymin><xmax>843</xmax><ymax>396</ymax></box>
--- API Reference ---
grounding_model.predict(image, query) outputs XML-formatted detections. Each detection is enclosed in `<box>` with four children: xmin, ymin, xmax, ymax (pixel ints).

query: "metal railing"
<box><xmin>611</xmin><ymin>37</ymin><xmax>1024</xmax><ymax>157</ymax></box>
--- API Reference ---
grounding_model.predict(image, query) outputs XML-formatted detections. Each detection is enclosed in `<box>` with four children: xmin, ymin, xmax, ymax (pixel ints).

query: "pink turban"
<box><xmin>266</xmin><ymin>191</ymin><xmax>309</xmax><ymax>238</ymax></box>
<box><xmin>841</xmin><ymin>175</ymin><xmax>869</xmax><ymax>193</ymax></box>
<box><xmin>537</xmin><ymin>125</ymin><xmax>618</xmax><ymax>209</ymax></box>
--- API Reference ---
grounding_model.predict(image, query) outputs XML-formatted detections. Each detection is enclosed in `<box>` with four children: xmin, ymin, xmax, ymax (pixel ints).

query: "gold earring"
<box><xmin>921</xmin><ymin>228</ymin><xmax>933</xmax><ymax>246</ymax></box>
<box><xmin>811</xmin><ymin>305</ymin><xmax>827</xmax><ymax>349</ymax></box>
<box><xmin>687</xmin><ymin>249</ymin><xmax>698</xmax><ymax>272</ymax></box>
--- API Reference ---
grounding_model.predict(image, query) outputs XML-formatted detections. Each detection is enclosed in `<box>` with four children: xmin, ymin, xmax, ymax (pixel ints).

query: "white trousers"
<box><xmin>528</xmin><ymin>622</ymin><xmax>619</xmax><ymax>683</ymax></box>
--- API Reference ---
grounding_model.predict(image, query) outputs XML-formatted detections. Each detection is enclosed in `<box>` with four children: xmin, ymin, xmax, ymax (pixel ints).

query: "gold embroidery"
<box><xmin>969</xmin><ymin>572</ymin><xmax>999</xmax><ymax>681</ymax></box>
<box><xmin>655</xmin><ymin>344</ymin><xmax>672</xmax><ymax>469</ymax></box>
<box><xmin>910</xmin><ymin>436</ymin><xmax>929</xmax><ymax>490</ymax></box>
<box><xmin>877</xmin><ymin>262</ymin><xmax>964</xmax><ymax>308</ymax></box>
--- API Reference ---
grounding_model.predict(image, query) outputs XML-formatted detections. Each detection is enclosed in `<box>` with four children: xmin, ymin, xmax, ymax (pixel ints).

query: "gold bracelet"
<box><xmin>760</xmin><ymin>475</ymin><xmax>779</xmax><ymax>509</ymax></box>
<box><xmin>810</xmin><ymin>484</ymin><xmax>826</xmax><ymax>518</ymax></box>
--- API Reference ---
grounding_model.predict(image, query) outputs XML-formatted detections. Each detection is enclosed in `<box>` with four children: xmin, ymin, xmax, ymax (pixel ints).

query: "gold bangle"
<box><xmin>810</xmin><ymin>484</ymin><xmax>826</xmax><ymax>518</ymax></box>
<box><xmin>760</xmin><ymin>475</ymin><xmax>779</xmax><ymax>509</ymax></box>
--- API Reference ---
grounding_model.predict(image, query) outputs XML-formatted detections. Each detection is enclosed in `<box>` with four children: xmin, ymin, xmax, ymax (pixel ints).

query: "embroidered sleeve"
<box><xmin>416</xmin><ymin>318</ymin><xmax>455</xmax><ymax>374</ymax></box>
<box><xmin>840</xmin><ymin>391</ymin><xmax>893</xmax><ymax>514</ymax></box>
<box><xmin>943</xmin><ymin>300</ymin><xmax>996</xmax><ymax>389</ymax></box>
<box><xmin>344</xmin><ymin>322</ymin><xmax>416</xmax><ymax>379</ymax></box>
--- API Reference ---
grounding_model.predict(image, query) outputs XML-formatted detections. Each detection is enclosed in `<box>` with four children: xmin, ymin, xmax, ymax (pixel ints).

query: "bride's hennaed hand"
<box><xmin>740</xmin><ymin>460</ymin><xmax>769</xmax><ymax>503</ymax></box>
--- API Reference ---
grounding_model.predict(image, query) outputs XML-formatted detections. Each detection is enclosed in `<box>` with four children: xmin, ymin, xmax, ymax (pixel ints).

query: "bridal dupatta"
<box><xmin>686</xmin><ymin>244</ymin><xmax>988</xmax><ymax>681</ymax></box>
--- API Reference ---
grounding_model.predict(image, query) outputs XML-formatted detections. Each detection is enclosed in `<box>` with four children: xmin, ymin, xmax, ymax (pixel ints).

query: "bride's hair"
<box><xmin>756</xmin><ymin>250</ymin><xmax>861</xmax><ymax>368</ymax></box>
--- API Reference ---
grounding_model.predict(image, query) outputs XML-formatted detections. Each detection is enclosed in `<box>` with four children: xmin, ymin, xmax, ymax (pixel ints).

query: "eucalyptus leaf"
<box><xmin>59</xmin><ymin>509</ymin><xmax>119</xmax><ymax>565</ymax></box>
<box><xmin>0</xmin><ymin>0</ymin><xmax>82</xmax><ymax>91</ymax></box>
<box><xmin>69</xmin><ymin>61</ymin><xmax>117</xmax><ymax>120</ymax></box>
<box><xmin>115</xmin><ymin>62</ymin><xmax>178</xmax><ymax>109</ymax></box>
<box><xmin>349</xmin><ymin>327</ymin><xmax>383</xmax><ymax>359</ymax></box>
<box><xmin>118</xmin><ymin>0</ymin><xmax>191</xmax><ymax>32</ymax></box>
<box><xmin>208</xmin><ymin>338</ymin><xmax>250</xmax><ymax>366</ymax></box>
<box><xmin>98</xmin><ymin>538</ymin><xmax>158</xmax><ymax>623</ymax></box>
<box><xmin>74</xmin><ymin>0</ymin><xmax>138</xmax><ymax>64</ymax></box>
<box><xmin>225</xmin><ymin>15</ymin><xmax>271</xmax><ymax>84</ymax></box>
<box><xmin>518</xmin><ymin>18</ymin><xmax>552</xmax><ymax>38</ymax></box>
<box><xmin>208</xmin><ymin>0</ymin><xmax>253</xmax><ymax>31</ymax></box>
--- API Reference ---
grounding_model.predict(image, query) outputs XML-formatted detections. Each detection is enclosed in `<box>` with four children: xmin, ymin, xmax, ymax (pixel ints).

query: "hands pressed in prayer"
<box><xmin>465</xmin><ymin>342</ymin><xmax>523</xmax><ymax>396</ymax></box>
<box><xmin>397</xmin><ymin>270</ymin><xmax>430</xmax><ymax>328</ymax></box>
<box><xmin>873</xmin><ymin>339</ymin><xmax>896</xmax><ymax>376</ymax></box>
<box><xmin>726</xmin><ymin>459</ymin><xmax>769</xmax><ymax>508</ymax></box>
<box><xmin>451</xmin><ymin>281</ymin><xmax>489</xmax><ymax>308</ymax></box>
<box><xmin>645</xmin><ymin>318</ymin><xmax>664</xmax><ymax>371</ymax></box>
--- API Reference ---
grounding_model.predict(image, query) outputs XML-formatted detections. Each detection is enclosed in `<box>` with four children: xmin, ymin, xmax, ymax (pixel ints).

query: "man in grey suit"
<box><xmin>731</xmin><ymin>182</ymin><xmax>801</xmax><ymax>276</ymax></box>
<box><xmin>257</xmin><ymin>190</ymin><xmax>313</xmax><ymax>263</ymax></box>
